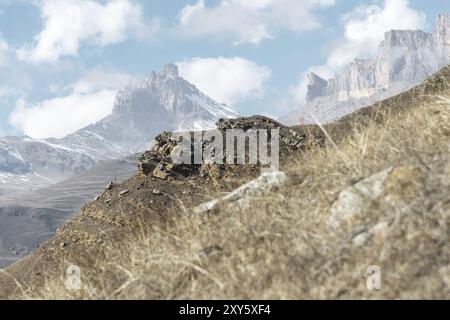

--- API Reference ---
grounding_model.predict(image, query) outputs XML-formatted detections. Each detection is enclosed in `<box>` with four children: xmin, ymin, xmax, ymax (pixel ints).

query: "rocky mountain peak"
<box><xmin>383</xmin><ymin>29</ymin><xmax>433</xmax><ymax>50</ymax></box>
<box><xmin>112</xmin><ymin>64</ymin><xmax>185</xmax><ymax>115</ymax></box>
<box><xmin>71</xmin><ymin>63</ymin><xmax>239</xmax><ymax>157</ymax></box>
<box><xmin>111</xmin><ymin>64</ymin><xmax>236</xmax><ymax>120</ymax></box>
<box><xmin>306</xmin><ymin>72</ymin><xmax>328</xmax><ymax>102</ymax></box>
<box><xmin>162</xmin><ymin>63</ymin><xmax>180</xmax><ymax>79</ymax></box>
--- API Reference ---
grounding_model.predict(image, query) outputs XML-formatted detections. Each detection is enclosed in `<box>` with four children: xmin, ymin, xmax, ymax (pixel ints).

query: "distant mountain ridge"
<box><xmin>0</xmin><ymin>63</ymin><xmax>238</xmax><ymax>266</ymax></box>
<box><xmin>281</xmin><ymin>13</ymin><xmax>450</xmax><ymax>125</ymax></box>
<box><xmin>0</xmin><ymin>64</ymin><xmax>238</xmax><ymax>195</ymax></box>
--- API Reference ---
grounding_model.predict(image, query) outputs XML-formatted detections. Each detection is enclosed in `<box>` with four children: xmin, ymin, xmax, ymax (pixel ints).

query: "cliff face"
<box><xmin>284</xmin><ymin>14</ymin><xmax>450</xmax><ymax>125</ymax></box>
<box><xmin>308</xmin><ymin>15</ymin><xmax>450</xmax><ymax>103</ymax></box>
<box><xmin>435</xmin><ymin>13</ymin><xmax>450</xmax><ymax>51</ymax></box>
<box><xmin>306</xmin><ymin>72</ymin><xmax>329</xmax><ymax>102</ymax></box>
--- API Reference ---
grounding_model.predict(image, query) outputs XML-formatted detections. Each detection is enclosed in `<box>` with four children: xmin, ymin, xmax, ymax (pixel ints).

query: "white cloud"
<box><xmin>18</xmin><ymin>0</ymin><xmax>159</xmax><ymax>63</ymax></box>
<box><xmin>9</xmin><ymin>69</ymin><xmax>134</xmax><ymax>139</ymax></box>
<box><xmin>327</xmin><ymin>0</ymin><xmax>426</xmax><ymax>69</ymax></box>
<box><xmin>177</xmin><ymin>57</ymin><xmax>271</xmax><ymax>106</ymax></box>
<box><xmin>67</xmin><ymin>67</ymin><xmax>135</xmax><ymax>94</ymax></box>
<box><xmin>178</xmin><ymin>0</ymin><xmax>336</xmax><ymax>44</ymax></box>
<box><xmin>0</xmin><ymin>86</ymin><xmax>18</xmax><ymax>100</ymax></box>
<box><xmin>293</xmin><ymin>0</ymin><xmax>426</xmax><ymax>102</ymax></box>
<box><xmin>10</xmin><ymin>92</ymin><xmax>116</xmax><ymax>139</ymax></box>
<box><xmin>0</xmin><ymin>36</ymin><xmax>9</xmax><ymax>66</ymax></box>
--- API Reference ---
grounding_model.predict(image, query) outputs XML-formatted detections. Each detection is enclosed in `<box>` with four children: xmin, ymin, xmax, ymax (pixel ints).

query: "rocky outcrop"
<box><xmin>306</xmin><ymin>73</ymin><xmax>328</xmax><ymax>102</ymax></box>
<box><xmin>329</xmin><ymin>165</ymin><xmax>424</xmax><ymax>229</ymax></box>
<box><xmin>329</xmin><ymin>167</ymin><xmax>394</xmax><ymax>229</ymax></box>
<box><xmin>138</xmin><ymin>116</ymin><xmax>308</xmax><ymax>181</ymax></box>
<box><xmin>194</xmin><ymin>171</ymin><xmax>289</xmax><ymax>214</ymax></box>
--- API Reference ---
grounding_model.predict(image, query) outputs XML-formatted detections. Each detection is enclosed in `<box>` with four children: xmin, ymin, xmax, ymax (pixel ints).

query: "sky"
<box><xmin>0</xmin><ymin>0</ymin><xmax>448</xmax><ymax>139</ymax></box>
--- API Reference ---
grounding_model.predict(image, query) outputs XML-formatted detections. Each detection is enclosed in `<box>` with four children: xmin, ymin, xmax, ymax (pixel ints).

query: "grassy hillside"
<box><xmin>1</xmin><ymin>66</ymin><xmax>449</xmax><ymax>300</ymax></box>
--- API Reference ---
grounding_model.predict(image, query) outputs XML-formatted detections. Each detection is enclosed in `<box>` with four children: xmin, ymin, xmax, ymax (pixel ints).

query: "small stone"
<box><xmin>152</xmin><ymin>189</ymin><xmax>162</xmax><ymax>195</ymax></box>
<box><xmin>329</xmin><ymin>167</ymin><xmax>393</xmax><ymax>228</ymax></box>
<box><xmin>119</xmin><ymin>189</ymin><xmax>130</xmax><ymax>197</ymax></box>
<box><xmin>60</xmin><ymin>242</ymin><xmax>67</xmax><ymax>248</ymax></box>
<box><xmin>202</xmin><ymin>245</ymin><xmax>223</xmax><ymax>256</ymax></box>
<box><xmin>152</xmin><ymin>162</ymin><xmax>173</xmax><ymax>180</ymax></box>
<box><xmin>439</xmin><ymin>266</ymin><xmax>450</xmax><ymax>287</ymax></box>
<box><xmin>353</xmin><ymin>231</ymin><xmax>371</xmax><ymax>247</ymax></box>
<box><xmin>353</xmin><ymin>222</ymin><xmax>390</xmax><ymax>247</ymax></box>
<box><xmin>136</xmin><ymin>182</ymin><xmax>145</xmax><ymax>190</ymax></box>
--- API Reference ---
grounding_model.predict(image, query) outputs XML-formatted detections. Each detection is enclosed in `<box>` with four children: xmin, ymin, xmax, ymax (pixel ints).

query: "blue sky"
<box><xmin>0</xmin><ymin>0</ymin><xmax>448</xmax><ymax>138</ymax></box>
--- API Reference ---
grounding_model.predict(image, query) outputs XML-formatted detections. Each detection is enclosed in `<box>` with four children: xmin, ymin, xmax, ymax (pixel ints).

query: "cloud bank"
<box><xmin>0</xmin><ymin>36</ymin><xmax>9</xmax><ymax>66</ymax></box>
<box><xmin>178</xmin><ymin>0</ymin><xmax>336</xmax><ymax>44</ymax></box>
<box><xmin>18</xmin><ymin>0</ymin><xmax>159</xmax><ymax>63</ymax></box>
<box><xmin>9</xmin><ymin>68</ymin><xmax>134</xmax><ymax>139</ymax></box>
<box><xmin>177</xmin><ymin>57</ymin><xmax>271</xmax><ymax>106</ymax></box>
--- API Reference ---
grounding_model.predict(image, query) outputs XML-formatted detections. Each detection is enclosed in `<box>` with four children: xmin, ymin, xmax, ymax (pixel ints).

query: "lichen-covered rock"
<box><xmin>329</xmin><ymin>165</ymin><xmax>424</xmax><ymax>228</ymax></box>
<box><xmin>216</xmin><ymin>116</ymin><xmax>306</xmax><ymax>152</ymax></box>
<box><xmin>329</xmin><ymin>167</ymin><xmax>393</xmax><ymax>228</ymax></box>
<box><xmin>152</xmin><ymin>161</ymin><xmax>174</xmax><ymax>180</ymax></box>
<box><xmin>138</xmin><ymin>132</ymin><xmax>197</xmax><ymax>179</ymax></box>
<box><xmin>138</xmin><ymin>116</ymin><xmax>307</xmax><ymax>180</ymax></box>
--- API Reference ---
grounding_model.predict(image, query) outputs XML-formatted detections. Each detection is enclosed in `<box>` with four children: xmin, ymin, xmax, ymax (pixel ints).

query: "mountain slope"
<box><xmin>0</xmin><ymin>156</ymin><xmax>137</xmax><ymax>268</ymax></box>
<box><xmin>1</xmin><ymin>65</ymin><xmax>448</xmax><ymax>299</ymax></box>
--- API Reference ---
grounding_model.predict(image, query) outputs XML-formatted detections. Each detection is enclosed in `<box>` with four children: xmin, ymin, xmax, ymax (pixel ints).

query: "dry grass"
<box><xmin>24</xmin><ymin>97</ymin><xmax>450</xmax><ymax>299</ymax></box>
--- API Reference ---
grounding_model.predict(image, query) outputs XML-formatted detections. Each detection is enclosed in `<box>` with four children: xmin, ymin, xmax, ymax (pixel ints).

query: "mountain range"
<box><xmin>0</xmin><ymin>64</ymin><xmax>238</xmax><ymax>196</ymax></box>
<box><xmin>0</xmin><ymin>64</ymin><xmax>238</xmax><ymax>266</ymax></box>
<box><xmin>280</xmin><ymin>13</ymin><xmax>450</xmax><ymax>125</ymax></box>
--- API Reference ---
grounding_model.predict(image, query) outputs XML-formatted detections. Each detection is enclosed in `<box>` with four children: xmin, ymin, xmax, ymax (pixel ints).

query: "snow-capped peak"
<box><xmin>1</xmin><ymin>63</ymin><xmax>240</xmax><ymax>195</ymax></box>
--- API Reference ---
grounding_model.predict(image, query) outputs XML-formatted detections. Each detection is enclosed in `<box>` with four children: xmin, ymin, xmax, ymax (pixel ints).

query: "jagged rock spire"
<box><xmin>162</xmin><ymin>63</ymin><xmax>179</xmax><ymax>78</ymax></box>
<box><xmin>306</xmin><ymin>72</ymin><xmax>328</xmax><ymax>102</ymax></box>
